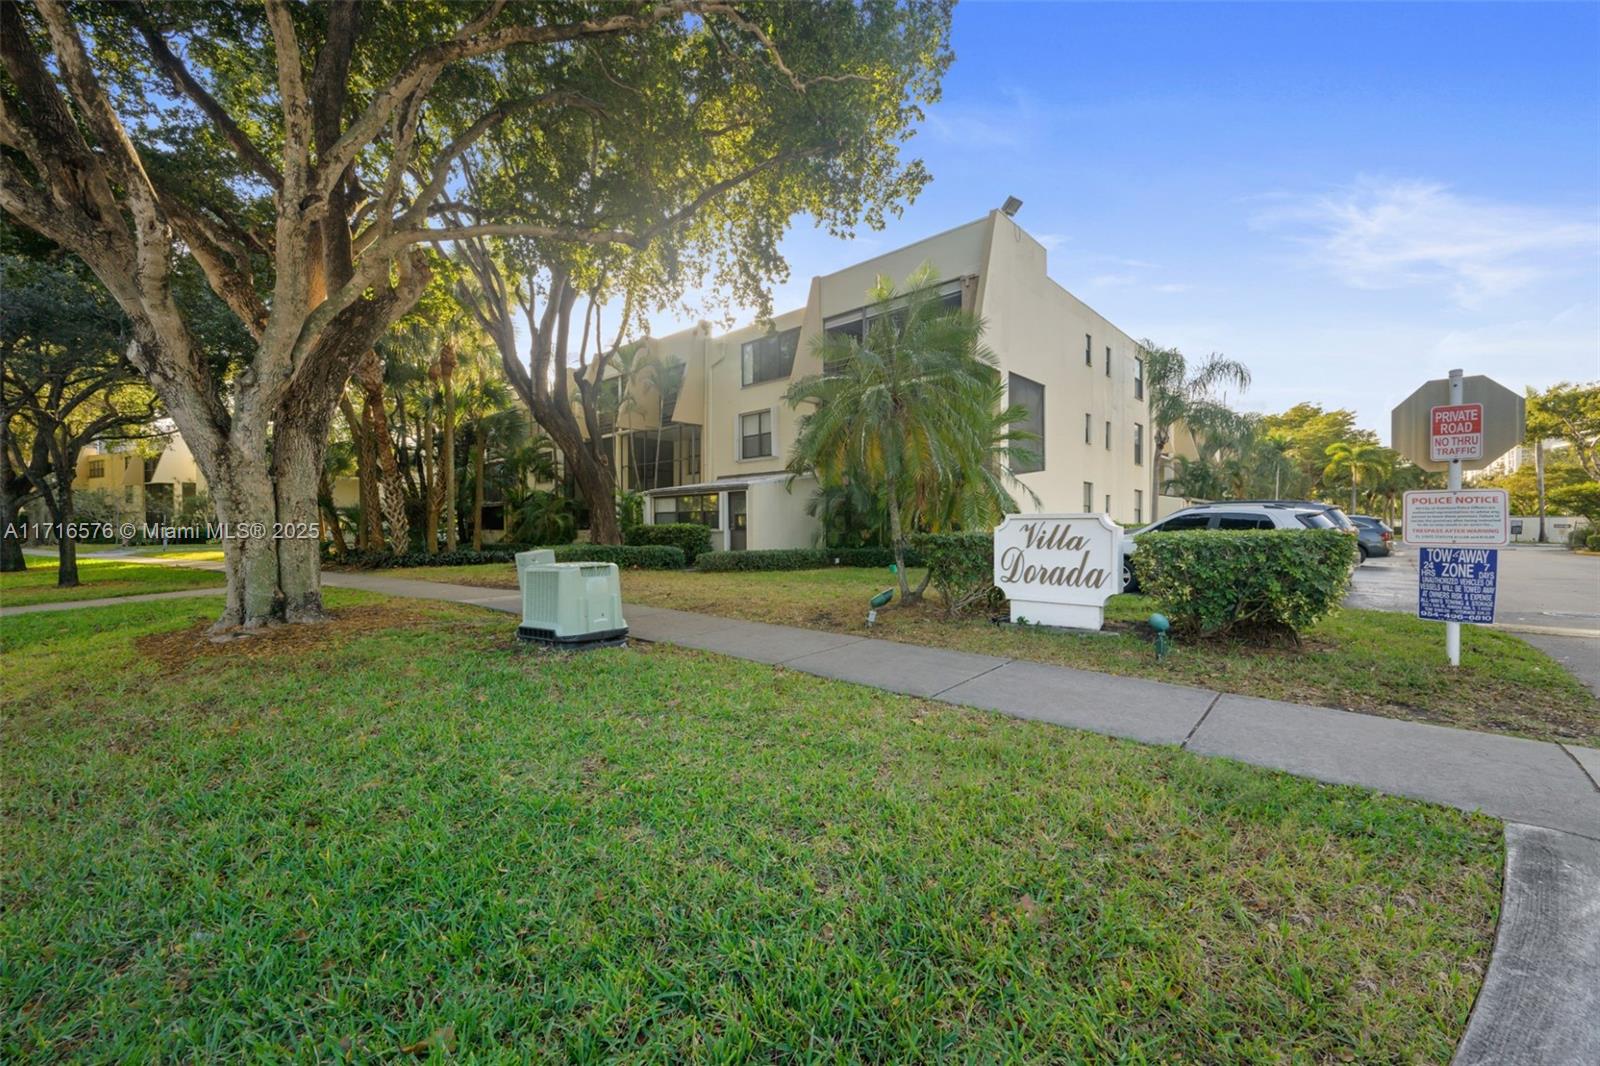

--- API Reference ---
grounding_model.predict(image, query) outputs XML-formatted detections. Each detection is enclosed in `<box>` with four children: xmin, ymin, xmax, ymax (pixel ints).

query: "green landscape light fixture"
<box><xmin>1149</xmin><ymin>612</ymin><xmax>1172</xmax><ymax>662</ymax></box>
<box><xmin>867</xmin><ymin>587</ymin><xmax>894</xmax><ymax>627</ymax></box>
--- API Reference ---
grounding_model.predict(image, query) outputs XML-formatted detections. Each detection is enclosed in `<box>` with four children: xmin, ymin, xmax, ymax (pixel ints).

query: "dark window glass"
<box><xmin>1216</xmin><ymin>515</ymin><xmax>1274</xmax><ymax>530</ymax></box>
<box><xmin>1156</xmin><ymin>514</ymin><xmax>1211</xmax><ymax>531</ymax></box>
<box><xmin>658</xmin><ymin>492</ymin><xmax>720</xmax><ymax>528</ymax></box>
<box><xmin>1084</xmin><ymin>413</ymin><xmax>1091</xmax><ymax>443</ymax></box>
<box><xmin>1105</xmin><ymin>420</ymin><xmax>1112</xmax><ymax>450</ymax></box>
<box><xmin>741</xmin><ymin>328</ymin><xmax>799</xmax><ymax>386</ymax></box>
<box><xmin>1008</xmin><ymin>373</ymin><xmax>1044</xmax><ymax>474</ymax></box>
<box><xmin>740</xmin><ymin>410</ymin><xmax>773</xmax><ymax>460</ymax></box>
<box><xmin>1105</xmin><ymin>346</ymin><xmax>1112</xmax><ymax>377</ymax></box>
<box><xmin>1085</xmin><ymin>334</ymin><xmax>1093</xmax><ymax>366</ymax></box>
<box><xmin>1134</xmin><ymin>491</ymin><xmax>1144</xmax><ymax>524</ymax></box>
<box><xmin>1297</xmin><ymin>512</ymin><xmax>1336</xmax><ymax>529</ymax></box>
<box><xmin>1133</xmin><ymin>423</ymin><xmax>1144</xmax><ymax>465</ymax></box>
<box><xmin>1134</xmin><ymin>357</ymin><xmax>1144</xmax><ymax>399</ymax></box>
<box><xmin>1082</xmin><ymin>482</ymin><xmax>1094</xmax><ymax>511</ymax></box>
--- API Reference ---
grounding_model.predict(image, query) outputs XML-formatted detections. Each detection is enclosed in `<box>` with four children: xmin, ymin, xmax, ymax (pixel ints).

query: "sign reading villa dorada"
<box><xmin>993</xmin><ymin>514</ymin><xmax>1128</xmax><ymax>630</ymax></box>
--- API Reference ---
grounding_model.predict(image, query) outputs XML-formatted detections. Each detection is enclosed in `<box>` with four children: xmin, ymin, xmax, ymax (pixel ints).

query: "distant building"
<box><xmin>74</xmin><ymin>435</ymin><xmax>205</xmax><ymax>526</ymax></box>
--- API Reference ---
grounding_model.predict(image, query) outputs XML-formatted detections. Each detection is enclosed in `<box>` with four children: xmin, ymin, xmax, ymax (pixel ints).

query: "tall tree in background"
<box><xmin>787</xmin><ymin>267</ymin><xmax>1036</xmax><ymax>604</ymax></box>
<box><xmin>3</xmin><ymin>2</ymin><xmax>948</xmax><ymax>625</ymax></box>
<box><xmin>1</xmin><ymin>249</ymin><xmax>159</xmax><ymax>586</ymax></box>
<box><xmin>1323</xmin><ymin>440</ymin><xmax>1391</xmax><ymax>514</ymax></box>
<box><xmin>1138</xmin><ymin>341</ymin><xmax>1251</xmax><ymax>517</ymax></box>
<box><xmin>454</xmin><ymin>1</ymin><xmax>952</xmax><ymax>544</ymax></box>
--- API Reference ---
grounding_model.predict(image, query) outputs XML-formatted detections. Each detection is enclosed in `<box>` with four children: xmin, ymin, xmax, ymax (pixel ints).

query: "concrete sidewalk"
<box><xmin>312</xmin><ymin>570</ymin><xmax>1600</xmax><ymax>840</ymax></box>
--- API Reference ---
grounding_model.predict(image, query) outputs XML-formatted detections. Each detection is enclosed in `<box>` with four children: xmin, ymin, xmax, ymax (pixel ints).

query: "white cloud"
<box><xmin>1255</xmin><ymin>178</ymin><xmax>1598</xmax><ymax>305</ymax></box>
<box><xmin>1033</xmin><ymin>232</ymin><xmax>1066</xmax><ymax>252</ymax></box>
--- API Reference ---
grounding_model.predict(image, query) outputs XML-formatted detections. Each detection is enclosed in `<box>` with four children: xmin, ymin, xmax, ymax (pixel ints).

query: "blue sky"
<box><xmin>646</xmin><ymin>1</ymin><xmax>1600</xmax><ymax>435</ymax></box>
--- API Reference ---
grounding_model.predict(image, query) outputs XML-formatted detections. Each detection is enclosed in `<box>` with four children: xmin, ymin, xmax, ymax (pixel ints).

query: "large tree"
<box><xmin>1</xmin><ymin>247</ymin><xmax>160</xmax><ymax>586</ymax></box>
<box><xmin>2</xmin><ymin>2</ymin><xmax>950</xmax><ymax>625</ymax></box>
<box><xmin>453</xmin><ymin>1</ymin><xmax>952</xmax><ymax>544</ymax></box>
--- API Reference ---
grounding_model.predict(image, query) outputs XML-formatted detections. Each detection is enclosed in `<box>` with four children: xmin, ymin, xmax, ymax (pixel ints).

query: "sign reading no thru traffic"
<box><xmin>1429</xmin><ymin>403</ymin><xmax>1483</xmax><ymax>462</ymax></box>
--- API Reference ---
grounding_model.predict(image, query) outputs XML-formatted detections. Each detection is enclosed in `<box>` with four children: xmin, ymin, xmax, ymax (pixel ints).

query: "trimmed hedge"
<box><xmin>331</xmin><ymin>544</ymin><xmax>686</xmax><ymax>571</ymax></box>
<box><xmin>626</xmin><ymin>522</ymin><xmax>713</xmax><ymax>564</ymax></box>
<box><xmin>1587</xmin><ymin>533</ymin><xmax>1600</xmax><ymax>552</ymax></box>
<box><xmin>1131</xmin><ymin>528</ymin><xmax>1356</xmax><ymax>639</ymax></box>
<box><xmin>911</xmin><ymin>532</ymin><xmax>999</xmax><ymax>615</ymax></box>
<box><xmin>694</xmin><ymin>545</ymin><xmax>923</xmax><ymax>572</ymax></box>
<box><xmin>696</xmin><ymin>548</ymin><xmax>828</xmax><ymax>572</ymax></box>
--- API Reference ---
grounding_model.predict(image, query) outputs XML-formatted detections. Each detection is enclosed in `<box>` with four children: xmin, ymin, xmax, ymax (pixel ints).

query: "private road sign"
<box><xmin>1430</xmin><ymin>402</ymin><xmax>1483</xmax><ymax>462</ymax></box>
<box><xmin>1391</xmin><ymin>375</ymin><xmax>1524</xmax><ymax>472</ymax></box>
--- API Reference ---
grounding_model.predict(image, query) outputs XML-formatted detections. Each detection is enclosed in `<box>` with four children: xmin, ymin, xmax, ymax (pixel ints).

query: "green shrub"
<box><xmin>1585</xmin><ymin>532</ymin><xmax>1600</xmax><ymax>552</ymax></box>
<box><xmin>626</xmin><ymin>522</ymin><xmax>713</xmax><ymax>564</ymax></box>
<box><xmin>696</xmin><ymin>548</ymin><xmax>830</xmax><ymax>572</ymax></box>
<box><xmin>331</xmin><ymin>544</ymin><xmax>685</xmax><ymax>571</ymax></box>
<box><xmin>911</xmin><ymin>532</ymin><xmax>999</xmax><ymax>616</ymax></box>
<box><xmin>1132</xmin><ymin>529</ymin><xmax>1356</xmax><ymax>639</ymax></box>
<box><xmin>693</xmin><ymin>545</ymin><xmax>924</xmax><ymax>572</ymax></box>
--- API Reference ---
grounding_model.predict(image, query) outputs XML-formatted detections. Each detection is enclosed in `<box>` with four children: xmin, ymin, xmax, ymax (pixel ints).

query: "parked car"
<box><xmin>1223</xmin><ymin>498</ymin><xmax>1359</xmax><ymax>533</ymax></box>
<box><xmin>1349</xmin><ymin>514</ymin><xmax>1394</xmax><ymax>560</ymax></box>
<box><xmin>1120</xmin><ymin>502</ymin><xmax>1345</xmax><ymax>591</ymax></box>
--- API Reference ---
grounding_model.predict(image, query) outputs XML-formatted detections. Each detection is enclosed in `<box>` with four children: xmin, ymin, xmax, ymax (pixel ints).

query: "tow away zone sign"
<box><xmin>1402</xmin><ymin>489</ymin><xmax>1509</xmax><ymax>548</ymax></box>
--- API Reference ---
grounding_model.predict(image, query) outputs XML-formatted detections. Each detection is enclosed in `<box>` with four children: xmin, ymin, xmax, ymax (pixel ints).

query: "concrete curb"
<box><xmin>1454</xmin><ymin>825</ymin><xmax>1600</xmax><ymax>1065</ymax></box>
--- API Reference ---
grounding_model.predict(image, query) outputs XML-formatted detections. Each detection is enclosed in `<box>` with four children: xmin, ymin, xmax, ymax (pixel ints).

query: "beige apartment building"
<box><xmin>73</xmin><ymin>434</ymin><xmax>206</xmax><ymax>526</ymax></box>
<box><xmin>612</xmin><ymin>208</ymin><xmax>1157</xmax><ymax>551</ymax></box>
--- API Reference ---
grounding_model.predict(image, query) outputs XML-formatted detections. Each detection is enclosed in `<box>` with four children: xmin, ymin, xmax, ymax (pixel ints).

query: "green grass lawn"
<box><xmin>1</xmin><ymin>555</ymin><xmax>224</xmax><ymax>607</ymax></box>
<box><xmin>2</xmin><ymin>595</ymin><xmax>1499</xmax><ymax>1062</ymax></box>
<box><xmin>388</xmin><ymin>562</ymin><xmax>1600</xmax><ymax>745</ymax></box>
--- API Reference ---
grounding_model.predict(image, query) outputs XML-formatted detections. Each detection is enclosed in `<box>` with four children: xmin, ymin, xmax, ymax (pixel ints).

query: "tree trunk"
<box><xmin>340</xmin><ymin>393</ymin><xmax>380</xmax><ymax>551</ymax></box>
<box><xmin>0</xmin><ymin>484</ymin><xmax>25</xmax><ymax>572</ymax></box>
<box><xmin>421</xmin><ymin>405</ymin><xmax>439</xmax><ymax>554</ymax></box>
<box><xmin>442</xmin><ymin>373</ymin><xmax>458</xmax><ymax>551</ymax></box>
<box><xmin>571</xmin><ymin>444</ymin><xmax>621</xmax><ymax>545</ymax></box>
<box><xmin>356</xmin><ymin>368</ymin><xmax>409</xmax><ymax>552</ymax></box>
<box><xmin>271</xmin><ymin>417</ymin><xmax>329</xmax><ymax>622</ymax></box>
<box><xmin>1535</xmin><ymin>439</ymin><xmax>1547</xmax><ymax>543</ymax></box>
<box><xmin>885</xmin><ymin>478</ymin><xmax>914</xmax><ymax>604</ymax></box>
<box><xmin>472</xmin><ymin>432</ymin><xmax>486</xmax><ymax>552</ymax></box>
<box><xmin>1350</xmin><ymin>481</ymin><xmax>1358</xmax><ymax>514</ymax></box>
<box><xmin>51</xmin><ymin>487</ymin><xmax>78</xmax><ymax>588</ymax></box>
<box><xmin>1150</xmin><ymin>428</ymin><xmax>1169</xmax><ymax>521</ymax></box>
<box><xmin>319</xmin><ymin>468</ymin><xmax>348</xmax><ymax>557</ymax></box>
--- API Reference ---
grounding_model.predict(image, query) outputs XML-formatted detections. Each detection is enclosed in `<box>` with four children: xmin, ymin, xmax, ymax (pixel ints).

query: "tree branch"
<box><xmin>133</xmin><ymin>9</ymin><xmax>284</xmax><ymax>189</ymax></box>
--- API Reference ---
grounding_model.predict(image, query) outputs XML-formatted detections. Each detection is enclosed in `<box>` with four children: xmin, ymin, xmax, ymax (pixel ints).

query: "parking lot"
<box><xmin>1347</xmin><ymin>544</ymin><xmax>1600</xmax><ymax>632</ymax></box>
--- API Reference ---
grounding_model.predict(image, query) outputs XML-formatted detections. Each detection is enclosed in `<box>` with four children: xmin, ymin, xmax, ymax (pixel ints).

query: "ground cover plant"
<box><xmin>2</xmin><ymin>594</ymin><xmax>1500</xmax><ymax>1062</ymax></box>
<box><xmin>391</xmin><ymin>562</ymin><xmax>1600</xmax><ymax>744</ymax></box>
<box><xmin>0</xmin><ymin>556</ymin><xmax>224</xmax><ymax>607</ymax></box>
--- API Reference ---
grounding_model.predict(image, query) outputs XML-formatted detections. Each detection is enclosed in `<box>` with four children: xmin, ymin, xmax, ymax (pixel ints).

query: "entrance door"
<box><xmin>728</xmin><ymin>491</ymin><xmax>747</xmax><ymax>551</ymax></box>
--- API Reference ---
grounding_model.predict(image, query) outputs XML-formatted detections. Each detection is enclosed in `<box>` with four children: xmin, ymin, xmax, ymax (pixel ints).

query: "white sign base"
<box><xmin>993</xmin><ymin>513</ymin><xmax>1126</xmax><ymax>632</ymax></box>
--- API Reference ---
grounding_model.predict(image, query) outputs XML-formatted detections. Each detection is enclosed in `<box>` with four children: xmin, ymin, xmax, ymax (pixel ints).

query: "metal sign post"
<box><xmin>1444</xmin><ymin>370</ymin><xmax>1464</xmax><ymax>666</ymax></box>
<box><xmin>1393</xmin><ymin>368</ymin><xmax>1520</xmax><ymax>668</ymax></box>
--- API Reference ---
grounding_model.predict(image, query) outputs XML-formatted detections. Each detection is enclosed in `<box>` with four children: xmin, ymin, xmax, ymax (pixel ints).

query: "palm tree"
<box><xmin>1139</xmin><ymin>341</ymin><xmax>1251</xmax><ymax>518</ymax></box>
<box><xmin>1323</xmin><ymin>441</ymin><xmax>1391</xmax><ymax>514</ymax></box>
<box><xmin>785</xmin><ymin>266</ymin><xmax>1036</xmax><ymax>604</ymax></box>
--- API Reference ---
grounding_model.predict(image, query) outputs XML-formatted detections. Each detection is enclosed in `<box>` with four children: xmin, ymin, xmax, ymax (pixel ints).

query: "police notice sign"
<box><xmin>1429</xmin><ymin>402</ymin><xmax>1483</xmax><ymax>462</ymax></box>
<box><xmin>1418</xmin><ymin>548</ymin><xmax>1498</xmax><ymax>624</ymax></box>
<box><xmin>1402</xmin><ymin>489</ymin><xmax>1509</xmax><ymax>548</ymax></box>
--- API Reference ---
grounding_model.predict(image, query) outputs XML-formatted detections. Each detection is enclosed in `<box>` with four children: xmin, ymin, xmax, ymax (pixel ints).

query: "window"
<box><xmin>739</xmin><ymin>410</ymin><xmax>773</xmax><ymax>460</ymax></box>
<box><xmin>741</xmin><ymin>328</ymin><xmax>799</xmax><ymax>386</ymax></box>
<box><xmin>1008</xmin><ymin>373</ymin><xmax>1044</xmax><ymax>474</ymax></box>
<box><xmin>825</xmin><ymin>281</ymin><xmax>962</xmax><ymax>375</ymax></box>
<box><xmin>1134</xmin><ymin>490</ymin><xmax>1143</xmax><ymax>524</ymax></box>
<box><xmin>657</xmin><ymin>493</ymin><xmax>720</xmax><ymax>528</ymax></box>
<box><xmin>1082</xmin><ymin>482</ymin><xmax>1094</xmax><ymax>511</ymax></box>
<box><xmin>124</xmin><ymin>486</ymin><xmax>134</xmax><ymax>503</ymax></box>
<box><xmin>1104</xmin><ymin>420</ymin><xmax>1112</xmax><ymax>450</ymax></box>
<box><xmin>87</xmin><ymin>459</ymin><xmax>104</xmax><ymax>479</ymax></box>
<box><xmin>1133</xmin><ymin>423</ymin><xmax>1144</xmax><ymax>465</ymax></box>
<box><xmin>1157</xmin><ymin>514</ymin><xmax>1211</xmax><ymax>532</ymax></box>
<box><xmin>1084</xmin><ymin>412</ymin><xmax>1092</xmax><ymax>444</ymax></box>
<box><xmin>1105</xmin><ymin>346</ymin><xmax>1112</xmax><ymax>377</ymax></box>
<box><xmin>1134</xmin><ymin>356</ymin><xmax>1144</xmax><ymax>400</ymax></box>
<box><xmin>1085</xmin><ymin>334</ymin><xmax>1093</xmax><ymax>366</ymax></box>
<box><xmin>1104</xmin><ymin>494</ymin><xmax>1111</xmax><ymax>513</ymax></box>
<box><xmin>1297</xmin><ymin>512</ymin><xmax>1336</xmax><ymax>529</ymax></box>
<box><xmin>1216</xmin><ymin>514</ymin><xmax>1274</xmax><ymax>530</ymax></box>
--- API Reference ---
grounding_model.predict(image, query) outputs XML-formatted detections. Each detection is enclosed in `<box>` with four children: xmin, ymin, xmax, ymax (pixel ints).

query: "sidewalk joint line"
<box><xmin>1559</xmin><ymin>744</ymin><xmax>1600</xmax><ymax>794</ymax></box>
<box><xmin>1181</xmin><ymin>693</ymin><xmax>1223</xmax><ymax>749</ymax></box>
<box><xmin>775</xmin><ymin>636</ymin><xmax>867</xmax><ymax>666</ymax></box>
<box><xmin>928</xmin><ymin>659</ymin><xmax>1013</xmax><ymax>700</ymax></box>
